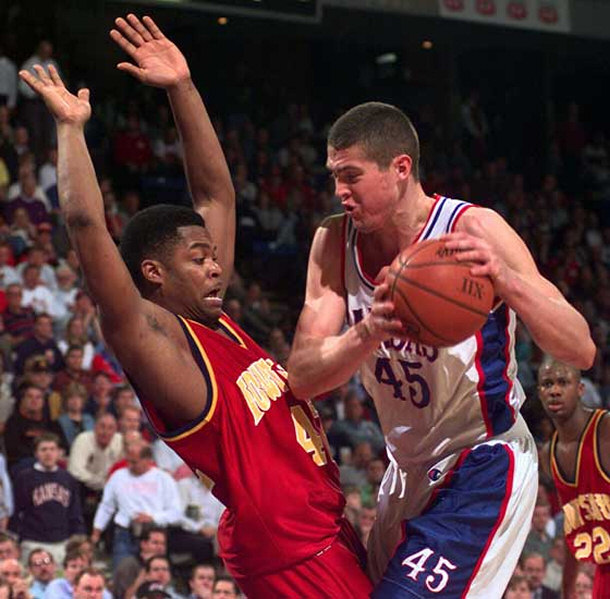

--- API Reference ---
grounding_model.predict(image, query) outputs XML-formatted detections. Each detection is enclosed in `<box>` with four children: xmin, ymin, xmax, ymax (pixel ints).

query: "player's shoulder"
<box><xmin>311</xmin><ymin>213</ymin><xmax>345</xmax><ymax>251</ymax></box>
<box><xmin>597</xmin><ymin>410</ymin><xmax>610</xmax><ymax>440</ymax></box>
<box><xmin>453</xmin><ymin>205</ymin><xmax>505</xmax><ymax>231</ymax></box>
<box><xmin>318</xmin><ymin>213</ymin><xmax>345</xmax><ymax>232</ymax></box>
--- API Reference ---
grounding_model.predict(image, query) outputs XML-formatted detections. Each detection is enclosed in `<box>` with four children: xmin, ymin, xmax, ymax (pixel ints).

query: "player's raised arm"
<box><xmin>19</xmin><ymin>67</ymin><xmax>210</xmax><ymax>428</ymax></box>
<box><xmin>18</xmin><ymin>66</ymin><xmax>142</xmax><ymax>327</ymax></box>
<box><xmin>443</xmin><ymin>208</ymin><xmax>596</xmax><ymax>370</ymax></box>
<box><xmin>110</xmin><ymin>14</ymin><xmax>235</xmax><ymax>290</ymax></box>
<box><xmin>287</xmin><ymin>216</ymin><xmax>403</xmax><ymax>399</ymax></box>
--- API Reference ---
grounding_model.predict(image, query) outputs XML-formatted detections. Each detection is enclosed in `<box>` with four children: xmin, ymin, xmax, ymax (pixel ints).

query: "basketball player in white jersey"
<box><xmin>287</xmin><ymin>102</ymin><xmax>595</xmax><ymax>598</ymax></box>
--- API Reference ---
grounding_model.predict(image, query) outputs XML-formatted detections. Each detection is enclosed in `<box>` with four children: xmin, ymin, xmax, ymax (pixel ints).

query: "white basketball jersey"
<box><xmin>343</xmin><ymin>195</ymin><xmax>526</xmax><ymax>469</ymax></box>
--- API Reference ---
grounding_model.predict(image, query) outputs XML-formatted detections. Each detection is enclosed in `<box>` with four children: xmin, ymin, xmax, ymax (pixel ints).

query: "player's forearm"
<box><xmin>166</xmin><ymin>79</ymin><xmax>234</xmax><ymax>210</ymax></box>
<box><xmin>287</xmin><ymin>321</ymin><xmax>381</xmax><ymax>399</ymax></box>
<box><xmin>503</xmin><ymin>272</ymin><xmax>595</xmax><ymax>370</ymax></box>
<box><xmin>57</xmin><ymin>124</ymin><xmax>106</xmax><ymax>231</ymax></box>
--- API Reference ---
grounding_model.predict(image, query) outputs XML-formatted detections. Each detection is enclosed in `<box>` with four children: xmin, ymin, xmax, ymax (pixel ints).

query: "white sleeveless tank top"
<box><xmin>343</xmin><ymin>195</ymin><xmax>525</xmax><ymax>468</ymax></box>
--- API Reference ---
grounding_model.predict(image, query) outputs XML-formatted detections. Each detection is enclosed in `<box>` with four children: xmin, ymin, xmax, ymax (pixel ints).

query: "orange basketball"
<box><xmin>386</xmin><ymin>239</ymin><xmax>494</xmax><ymax>347</ymax></box>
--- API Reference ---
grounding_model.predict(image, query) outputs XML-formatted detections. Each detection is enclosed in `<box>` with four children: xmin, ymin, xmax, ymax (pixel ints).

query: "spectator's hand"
<box><xmin>0</xmin><ymin>516</ymin><xmax>7</xmax><ymax>530</ymax></box>
<box><xmin>133</xmin><ymin>513</ymin><xmax>153</xmax><ymax>523</ymax></box>
<box><xmin>90</xmin><ymin>529</ymin><xmax>102</xmax><ymax>544</ymax></box>
<box><xmin>18</xmin><ymin>65</ymin><xmax>91</xmax><ymax>127</ymax></box>
<box><xmin>110</xmin><ymin>14</ymin><xmax>191</xmax><ymax>89</ymax></box>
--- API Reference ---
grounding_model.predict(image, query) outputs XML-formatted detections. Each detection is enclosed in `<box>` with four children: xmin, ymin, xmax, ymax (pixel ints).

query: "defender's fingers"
<box><xmin>116</xmin><ymin>62</ymin><xmax>145</xmax><ymax>80</ymax></box>
<box><xmin>142</xmin><ymin>15</ymin><xmax>165</xmax><ymax>40</ymax></box>
<box><xmin>110</xmin><ymin>29</ymin><xmax>138</xmax><ymax>58</ymax></box>
<box><xmin>33</xmin><ymin>64</ymin><xmax>53</xmax><ymax>85</ymax></box>
<box><xmin>127</xmin><ymin>13</ymin><xmax>153</xmax><ymax>42</ymax></box>
<box><xmin>114</xmin><ymin>17</ymin><xmax>144</xmax><ymax>48</ymax></box>
<box><xmin>47</xmin><ymin>64</ymin><xmax>65</xmax><ymax>87</ymax></box>
<box><xmin>18</xmin><ymin>70</ymin><xmax>43</xmax><ymax>92</ymax></box>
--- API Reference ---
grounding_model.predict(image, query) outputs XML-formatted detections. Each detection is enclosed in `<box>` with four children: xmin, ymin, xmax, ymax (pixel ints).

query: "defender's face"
<box><xmin>164</xmin><ymin>226</ymin><xmax>223</xmax><ymax>325</ymax></box>
<box><xmin>538</xmin><ymin>365</ymin><xmax>583</xmax><ymax>422</ymax></box>
<box><xmin>327</xmin><ymin>144</ymin><xmax>401</xmax><ymax>233</ymax></box>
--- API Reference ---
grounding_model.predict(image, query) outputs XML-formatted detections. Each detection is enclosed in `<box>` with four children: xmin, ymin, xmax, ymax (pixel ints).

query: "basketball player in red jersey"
<box><xmin>539</xmin><ymin>357</ymin><xmax>610</xmax><ymax>599</ymax></box>
<box><xmin>19</xmin><ymin>15</ymin><xmax>372</xmax><ymax>598</ymax></box>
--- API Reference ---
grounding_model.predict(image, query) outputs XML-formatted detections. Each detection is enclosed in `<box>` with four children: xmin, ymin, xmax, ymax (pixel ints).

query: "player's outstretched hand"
<box><xmin>18</xmin><ymin>65</ymin><xmax>91</xmax><ymax>126</ymax></box>
<box><xmin>110</xmin><ymin>14</ymin><xmax>190</xmax><ymax>89</ymax></box>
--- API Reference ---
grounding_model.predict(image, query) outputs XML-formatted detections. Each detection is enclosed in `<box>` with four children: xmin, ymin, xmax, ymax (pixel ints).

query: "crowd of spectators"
<box><xmin>0</xmin><ymin>33</ymin><xmax>609</xmax><ymax>599</ymax></box>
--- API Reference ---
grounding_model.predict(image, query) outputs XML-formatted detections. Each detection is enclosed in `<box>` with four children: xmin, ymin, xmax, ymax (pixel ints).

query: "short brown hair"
<box><xmin>34</xmin><ymin>432</ymin><xmax>61</xmax><ymax>451</ymax></box>
<box><xmin>328</xmin><ymin>102</ymin><xmax>420</xmax><ymax>179</ymax></box>
<box><xmin>74</xmin><ymin>567</ymin><xmax>105</xmax><ymax>589</ymax></box>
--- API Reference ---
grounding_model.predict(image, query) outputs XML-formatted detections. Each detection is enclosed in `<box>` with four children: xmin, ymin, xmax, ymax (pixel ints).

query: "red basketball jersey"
<box><xmin>141</xmin><ymin>314</ymin><xmax>345</xmax><ymax>579</ymax></box>
<box><xmin>551</xmin><ymin>410</ymin><xmax>610</xmax><ymax>569</ymax></box>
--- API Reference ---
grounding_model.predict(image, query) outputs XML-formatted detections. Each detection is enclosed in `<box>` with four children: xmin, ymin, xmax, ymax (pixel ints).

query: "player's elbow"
<box><xmin>286</xmin><ymin>362</ymin><xmax>310</xmax><ymax>400</ymax></box>
<box><xmin>287</xmin><ymin>375</ymin><xmax>308</xmax><ymax>401</ymax></box>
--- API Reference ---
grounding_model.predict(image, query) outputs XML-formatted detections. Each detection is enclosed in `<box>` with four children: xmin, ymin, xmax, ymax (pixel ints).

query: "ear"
<box><xmin>393</xmin><ymin>154</ymin><xmax>413</xmax><ymax>180</ymax></box>
<box><xmin>578</xmin><ymin>381</ymin><xmax>585</xmax><ymax>398</ymax></box>
<box><xmin>141</xmin><ymin>259</ymin><xmax>165</xmax><ymax>285</ymax></box>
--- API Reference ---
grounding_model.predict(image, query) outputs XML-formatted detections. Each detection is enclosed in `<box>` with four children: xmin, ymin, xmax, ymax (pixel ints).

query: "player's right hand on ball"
<box><xmin>360</xmin><ymin>282</ymin><xmax>406</xmax><ymax>343</ymax></box>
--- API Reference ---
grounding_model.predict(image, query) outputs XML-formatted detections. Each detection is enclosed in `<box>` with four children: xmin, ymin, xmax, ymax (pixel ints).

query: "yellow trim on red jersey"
<box><xmin>593</xmin><ymin>410</ymin><xmax>610</xmax><ymax>484</ymax></box>
<box><xmin>551</xmin><ymin>410</ymin><xmax>599</xmax><ymax>488</ymax></box>
<box><xmin>163</xmin><ymin>316</ymin><xmax>219</xmax><ymax>442</ymax></box>
<box><xmin>219</xmin><ymin>316</ymin><xmax>247</xmax><ymax>348</ymax></box>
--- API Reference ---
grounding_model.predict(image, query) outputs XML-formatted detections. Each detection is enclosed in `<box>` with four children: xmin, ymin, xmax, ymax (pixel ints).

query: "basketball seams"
<box><xmin>396</xmin><ymin>275</ymin><xmax>490</xmax><ymax>318</ymax></box>
<box><xmin>393</xmin><ymin>285</ymin><xmax>451</xmax><ymax>345</ymax></box>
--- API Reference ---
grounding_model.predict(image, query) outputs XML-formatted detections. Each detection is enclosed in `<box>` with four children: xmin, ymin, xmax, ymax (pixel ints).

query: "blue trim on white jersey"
<box><xmin>445</xmin><ymin>201</ymin><xmax>468</xmax><ymax>233</ymax></box>
<box><xmin>420</xmin><ymin>197</ymin><xmax>447</xmax><ymax>241</ymax></box>
<box><xmin>478</xmin><ymin>305</ymin><xmax>515</xmax><ymax>436</ymax></box>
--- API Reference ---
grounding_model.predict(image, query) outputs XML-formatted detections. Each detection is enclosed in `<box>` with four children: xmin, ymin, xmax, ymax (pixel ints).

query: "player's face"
<box><xmin>327</xmin><ymin>144</ymin><xmax>403</xmax><ymax>233</ymax></box>
<box><xmin>163</xmin><ymin>226</ymin><xmax>223</xmax><ymax>326</ymax></box>
<box><xmin>538</xmin><ymin>365</ymin><xmax>583</xmax><ymax>422</ymax></box>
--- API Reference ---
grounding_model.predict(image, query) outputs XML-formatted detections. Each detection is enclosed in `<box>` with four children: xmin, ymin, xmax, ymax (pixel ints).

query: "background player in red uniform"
<box><xmin>18</xmin><ymin>14</ymin><xmax>372</xmax><ymax>598</ymax></box>
<box><xmin>539</xmin><ymin>356</ymin><xmax>610</xmax><ymax>599</ymax></box>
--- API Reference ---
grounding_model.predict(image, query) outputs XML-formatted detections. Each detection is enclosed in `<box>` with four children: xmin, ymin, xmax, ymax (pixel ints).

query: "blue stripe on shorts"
<box><xmin>372</xmin><ymin>443</ymin><xmax>513</xmax><ymax>598</ymax></box>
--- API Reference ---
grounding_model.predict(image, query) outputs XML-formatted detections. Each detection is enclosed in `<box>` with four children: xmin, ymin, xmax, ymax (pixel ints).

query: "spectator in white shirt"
<box><xmin>91</xmin><ymin>443</ymin><xmax>182</xmax><ymax>569</ymax></box>
<box><xmin>68</xmin><ymin>413</ymin><xmax>122</xmax><ymax>529</ymax></box>
<box><xmin>68</xmin><ymin>413</ymin><xmax>123</xmax><ymax>490</ymax></box>
<box><xmin>0</xmin><ymin>242</ymin><xmax>20</xmax><ymax>289</ymax></box>
<box><xmin>21</xmin><ymin>264</ymin><xmax>61</xmax><ymax>318</ymax></box>
<box><xmin>17</xmin><ymin>247</ymin><xmax>57</xmax><ymax>290</ymax></box>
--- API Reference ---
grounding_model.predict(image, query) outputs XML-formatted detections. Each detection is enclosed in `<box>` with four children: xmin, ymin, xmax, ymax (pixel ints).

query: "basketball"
<box><xmin>386</xmin><ymin>239</ymin><xmax>495</xmax><ymax>347</ymax></box>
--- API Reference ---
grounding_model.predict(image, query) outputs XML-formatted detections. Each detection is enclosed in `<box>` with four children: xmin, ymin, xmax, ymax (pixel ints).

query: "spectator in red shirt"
<box><xmin>113</xmin><ymin>116</ymin><xmax>153</xmax><ymax>173</ymax></box>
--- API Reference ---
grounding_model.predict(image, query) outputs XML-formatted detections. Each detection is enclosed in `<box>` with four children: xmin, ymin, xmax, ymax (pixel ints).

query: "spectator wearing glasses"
<box><xmin>27</xmin><ymin>548</ymin><xmax>57</xmax><ymax>599</ymax></box>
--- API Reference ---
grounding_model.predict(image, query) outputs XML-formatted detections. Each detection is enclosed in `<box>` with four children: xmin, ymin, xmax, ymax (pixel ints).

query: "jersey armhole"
<box><xmin>134</xmin><ymin>316</ymin><xmax>219</xmax><ymax>442</ymax></box>
<box><xmin>594</xmin><ymin>410</ymin><xmax>610</xmax><ymax>484</ymax></box>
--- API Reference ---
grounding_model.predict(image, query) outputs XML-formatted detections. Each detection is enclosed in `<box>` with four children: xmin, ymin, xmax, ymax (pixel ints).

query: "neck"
<box><xmin>362</xmin><ymin>185</ymin><xmax>434</xmax><ymax>260</ymax></box>
<box><xmin>555</xmin><ymin>407</ymin><xmax>592</xmax><ymax>443</ymax></box>
<box><xmin>68</xmin><ymin>409</ymin><xmax>81</xmax><ymax>418</ymax></box>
